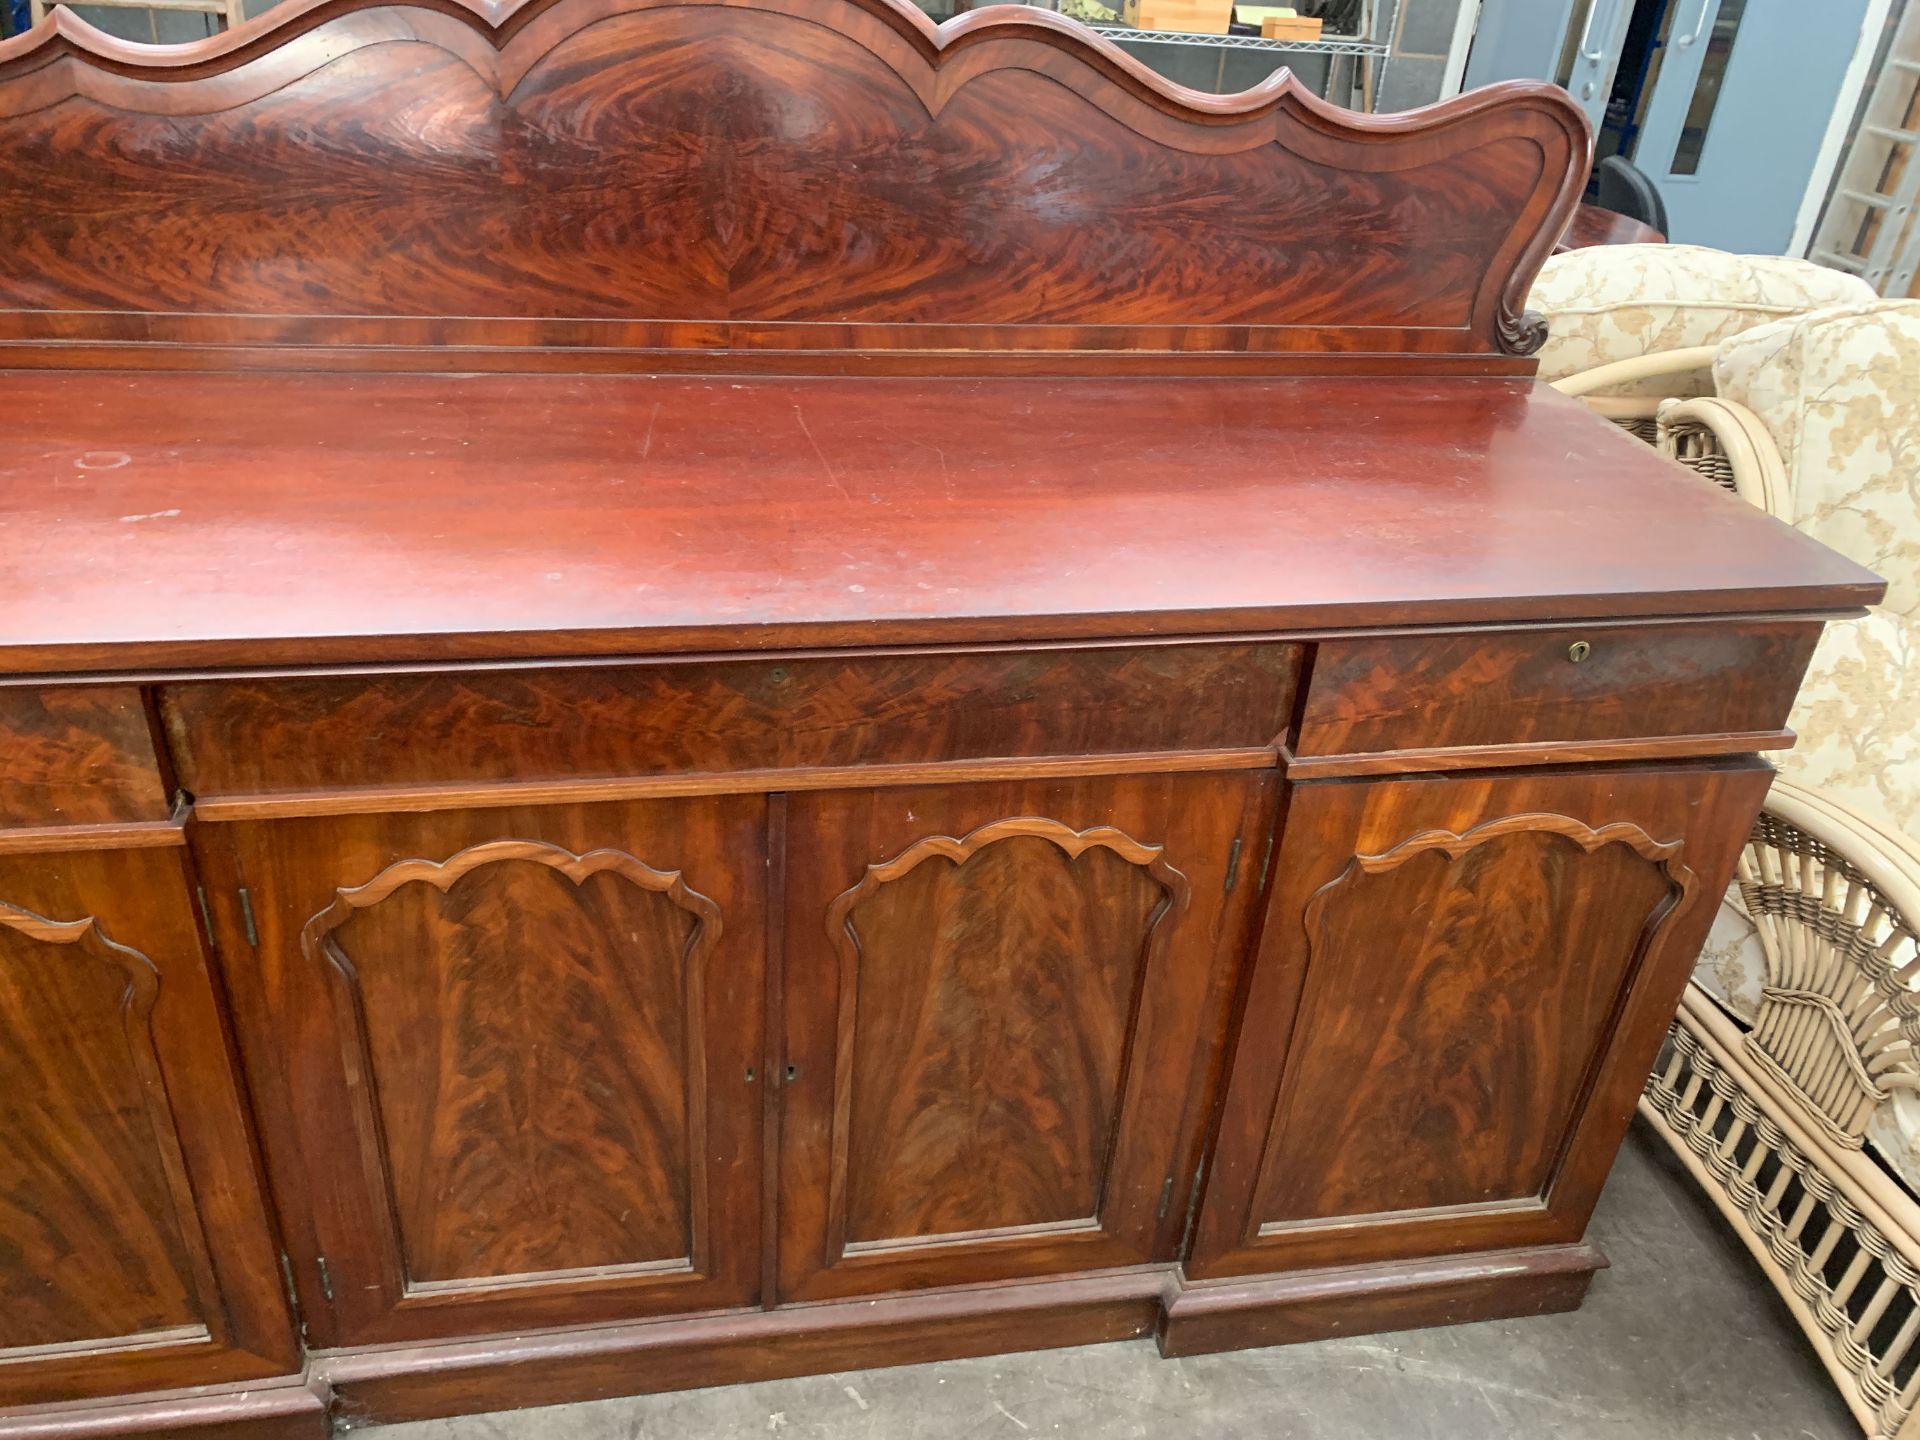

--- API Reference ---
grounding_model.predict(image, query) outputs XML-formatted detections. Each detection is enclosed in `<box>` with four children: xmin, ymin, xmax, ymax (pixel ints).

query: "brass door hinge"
<box><xmin>278</xmin><ymin>1251</ymin><xmax>309</xmax><ymax>1343</ymax></box>
<box><xmin>237</xmin><ymin>886</ymin><xmax>259</xmax><ymax>948</ymax></box>
<box><xmin>1180</xmin><ymin>1162</ymin><xmax>1207</xmax><ymax>1251</ymax></box>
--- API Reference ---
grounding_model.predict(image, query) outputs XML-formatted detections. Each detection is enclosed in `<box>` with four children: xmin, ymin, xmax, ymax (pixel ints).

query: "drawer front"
<box><xmin>1296</xmin><ymin>621</ymin><xmax>1820</xmax><ymax>761</ymax></box>
<box><xmin>0</xmin><ymin>686</ymin><xmax>170</xmax><ymax>827</ymax></box>
<box><xmin>163</xmin><ymin>642</ymin><xmax>1301</xmax><ymax>798</ymax></box>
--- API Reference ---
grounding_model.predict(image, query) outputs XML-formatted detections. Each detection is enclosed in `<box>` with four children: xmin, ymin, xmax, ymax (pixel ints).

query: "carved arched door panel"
<box><xmin>776</xmin><ymin>773</ymin><xmax>1275</xmax><ymax>1302</ymax></box>
<box><xmin>0</xmin><ymin>845</ymin><xmax>296</xmax><ymax>1407</ymax></box>
<box><xmin>1188</xmin><ymin>761</ymin><xmax>1774</xmax><ymax>1280</ymax></box>
<box><xmin>0</xmin><ymin>902</ymin><xmax>207</xmax><ymax>1352</ymax></box>
<box><xmin>1256</xmin><ymin>815</ymin><xmax>1691</xmax><ymax>1226</ymax></box>
<box><xmin>214</xmin><ymin>797</ymin><xmax>768</xmax><ymax>1348</ymax></box>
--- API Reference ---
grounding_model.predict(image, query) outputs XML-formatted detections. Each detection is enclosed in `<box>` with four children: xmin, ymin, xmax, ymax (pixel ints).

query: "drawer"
<box><xmin>1296</xmin><ymin>620</ymin><xmax>1821</xmax><ymax>762</ymax></box>
<box><xmin>0</xmin><ymin>685</ymin><xmax>170</xmax><ymax>827</ymax></box>
<box><xmin>162</xmin><ymin>642</ymin><xmax>1302</xmax><ymax>799</ymax></box>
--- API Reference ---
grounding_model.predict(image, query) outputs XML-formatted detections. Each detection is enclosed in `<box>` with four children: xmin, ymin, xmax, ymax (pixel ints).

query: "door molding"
<box><xmin>304</xmin><ymin>839</ymin><xmax>725</xmax><ymax>1305</ymax></box>
<box><xmin>821</xmin><ymin>817</ymin><xmax>1191</xmax><ymax>1261</ymax></box>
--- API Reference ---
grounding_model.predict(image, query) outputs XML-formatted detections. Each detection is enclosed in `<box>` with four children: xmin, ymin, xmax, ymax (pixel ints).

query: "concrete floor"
<box><xmin>370</xmin><ymin>1120</ymin><xmax>1861</xmax><ymax>1440</ymax></box>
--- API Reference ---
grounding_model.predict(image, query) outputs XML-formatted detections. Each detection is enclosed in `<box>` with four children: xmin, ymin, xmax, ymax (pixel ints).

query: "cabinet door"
<box><xmin>0</xmin><ymin>842</ymin><xmax>297</xmax><ymax>1406</ymax></box>
<box><xmin>209</xmin><ymin>797</ymin><xmax>766</xmax><ymax>1347</ymax></box>
<box><xmin>1188</xmin><ymin>759</ymin><xmax>1772</xmax><ymax>1279</ymax></box>
<box><xmin>777</xmin><ymin>773</ymin><xmax>1274</xmax><ymax>1302</ymax></box>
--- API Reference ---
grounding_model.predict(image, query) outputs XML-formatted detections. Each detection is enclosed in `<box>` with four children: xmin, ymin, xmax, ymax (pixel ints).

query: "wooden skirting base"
<box><xmin>320</xmin><ymin>1269</ymin><xmax>1168</xmax><ymax>1427</ymax></box>
<box><xmin>1157</xmin><ymin>1243</ymin><xmax>1608</xmax><ymax>1358</ymax></box>
<box><xmin>0</xmin><ymin>1374</ymin><xmax>329</xmax><ymax>1440</ymax></box>
<box><xmin>2</xmin><ymin>1246</ymin><xmax>1608</xmax><ymax>1437</ymax></box>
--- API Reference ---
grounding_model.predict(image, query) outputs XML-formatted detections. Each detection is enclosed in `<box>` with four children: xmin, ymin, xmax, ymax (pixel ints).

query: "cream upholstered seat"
<box><xmin>1528</xmin><ymin>244</ymin><xmax>1876</xmax><ymax>439</ymax></box>
<box><xmin>1715</xmin><ymin>303</ymin><xmax>1920</xmax><ymax>829</ymax></box>
<box><xmin>1641</xmin><ymin>300</ymin><xmax>1920</xmax><ymax>1440</ymax></box>
<box><xmin>1664</xmin><ymin>301</ymin><xmax>1920</xmax><ymax>840</ymax></box>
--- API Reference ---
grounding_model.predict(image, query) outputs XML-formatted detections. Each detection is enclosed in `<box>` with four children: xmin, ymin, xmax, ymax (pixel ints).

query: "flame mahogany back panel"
<box><xmin>0</xmin><ymin>0</ymin><xmax>1586</xmax><ymax>371</ymax></box>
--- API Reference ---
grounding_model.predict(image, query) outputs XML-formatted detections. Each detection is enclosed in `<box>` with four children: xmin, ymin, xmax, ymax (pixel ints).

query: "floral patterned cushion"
<box><xmin>1693</xmin><ymin>301</ymin><xmax>1920</xmax><ymax>1188</ymax></box>
<box><xmin>1714</xmin><ymin>301</ymin><xmax>1920</xmax><ymax>835</ymax></box>
<box><xmin>1529</xmin><ymin>244</ymin><xmax>1876</xmax><ymax>394</ymax></box>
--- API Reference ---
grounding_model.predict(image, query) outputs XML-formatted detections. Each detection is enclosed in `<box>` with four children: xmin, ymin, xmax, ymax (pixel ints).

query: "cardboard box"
<box><xmin>1123</xmin><ymin>0</ymin><xmax>1233</xmax><ymax>33</ymax></box>
<box><xmin>1260</xmin><ymin>13</ymin><xmax>1323</xmax><ymax>39</ymax></box>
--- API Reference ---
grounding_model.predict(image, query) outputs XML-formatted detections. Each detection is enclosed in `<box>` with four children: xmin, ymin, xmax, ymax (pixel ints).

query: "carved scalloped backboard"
<box><xmin>0</xmin><ymin>0</ymin><xmax>1588</xmax><ymax>373</ymax></box>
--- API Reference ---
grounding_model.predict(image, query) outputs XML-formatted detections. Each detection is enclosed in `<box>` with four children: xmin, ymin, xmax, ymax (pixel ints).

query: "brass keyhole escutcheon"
<box><xmin>1568</xmin><ymin>640</ymin><xmax>1593</xmax><ymax>664</ymax></box>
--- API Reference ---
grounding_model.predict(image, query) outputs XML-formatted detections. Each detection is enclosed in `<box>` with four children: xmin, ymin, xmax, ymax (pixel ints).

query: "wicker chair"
<box><xmin>1637</xmin><ymin>300</ymin><xmax>1920</xmax><ymax>1440</ymax></box>
<box><xmin>1529</xmin><ymin>243</ymin><xmax>1876</xmax><ymax>442</ymax></box>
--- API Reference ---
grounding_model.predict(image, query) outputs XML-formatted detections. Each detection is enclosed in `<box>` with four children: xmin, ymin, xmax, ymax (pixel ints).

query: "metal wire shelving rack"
<box><xmin>1086</xmin><ymin>24</ymin><xmax>1387</xmax><ymax>56</ymax></box>
<box><xmin>1074</xmin><ymin>0</ymin><xmax>1401</xmax><ymax>106</ymax></box>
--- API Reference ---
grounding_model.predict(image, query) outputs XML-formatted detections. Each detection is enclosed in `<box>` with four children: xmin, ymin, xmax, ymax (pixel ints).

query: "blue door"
<box><xmin>1632</xmin><ymin>0</ymin><xmax>1875</xmax><ymax>251</ymax></box>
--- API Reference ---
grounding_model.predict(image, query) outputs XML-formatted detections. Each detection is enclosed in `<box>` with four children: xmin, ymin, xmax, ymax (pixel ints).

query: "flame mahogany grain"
<box><xmin>0</xmin><ymin>908</ymin><xmax>207</xmax><ymax>1355</ymax></box>
<box><xmin>0</xmin><ymin>0</ymin><xmax>1589</xmax><ymax>372</ymax></box>
<box><xmin>160</xmin><ymin>645</ymin><xmax>1302</xmax><ymax>799</ymax></box>
<box><xmin>0</xmin><ymin>688</ymin><xmax>169</xmax><ymax>828</ymax></box>
<box><xmin>1187</xmin><ymin>758</ymin><xmax>1773</xmax><ymax>1280</ymax></box>
<box><xmin>775</xmin><ymin>777</ymin><xmax>1272</xmax><ymax>1302</ymax></box>
<box><xmin>305</xmin><ymin>841</ymin><xmax>723</xmax><ymax>1289</ymax></box>
<box><xmin>0</xmin><ymin>845</ymin><xmax>298</xmax><ymax>1408</ymax></box>
<box><xmin>0</xmin><ymin>0</ymin><xmax>1887</xmax><ymax>1428</ymax></box>
<box><xmin>1296</xmin><ymin>620</ymin><xmax>1824</xmax><ymax>759</ymax></box>
<box><xmin>207</xmin><ymin>797</ymin><xmax>769</xmax><ymax>1348</ymax></box>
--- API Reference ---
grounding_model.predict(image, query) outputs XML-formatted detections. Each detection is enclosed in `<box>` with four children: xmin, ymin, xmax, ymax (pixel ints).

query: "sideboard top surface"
<box><xmin>0</xmin><ymin>371</ymin><xmax>1880</xmax><ymax>675</ymax></box>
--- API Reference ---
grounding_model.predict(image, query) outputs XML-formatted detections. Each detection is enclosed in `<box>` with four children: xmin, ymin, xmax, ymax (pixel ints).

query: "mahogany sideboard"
<box><xmin>0</xmin><ymin>0</ymin><xmax>1885</xmax><ymax>1433</ymax></box>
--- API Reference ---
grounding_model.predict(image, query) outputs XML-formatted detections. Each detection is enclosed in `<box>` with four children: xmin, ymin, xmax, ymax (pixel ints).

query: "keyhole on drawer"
<box><xmin>1567</xmin><ymin>640</ymin><xmax>1593</xmax><ymax>664</ymax></box>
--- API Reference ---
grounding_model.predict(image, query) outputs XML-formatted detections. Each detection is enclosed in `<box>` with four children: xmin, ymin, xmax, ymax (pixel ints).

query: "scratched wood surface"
<box><xmin>0</xmin><ymin>0</ymin><xmax>1888</xmax><ymax>1423</ymax></box>
<box><xmin>0</xmin><ymin>374</ymin><xmax>1882</xmax><ymax>676</ymax></box>
<box><xmin>0</xmin><ymin>0</ymin><xmax>1588</xmax><ymax>372</ymax></box>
